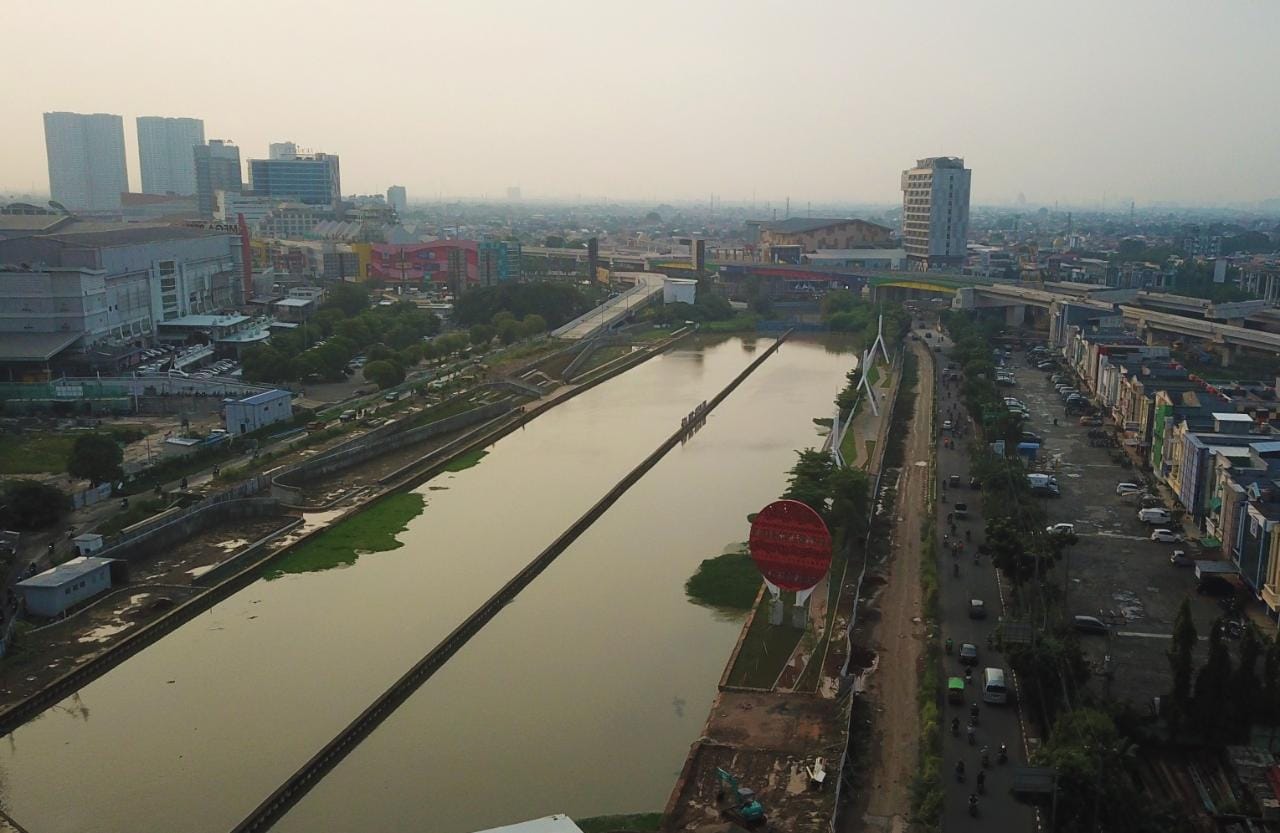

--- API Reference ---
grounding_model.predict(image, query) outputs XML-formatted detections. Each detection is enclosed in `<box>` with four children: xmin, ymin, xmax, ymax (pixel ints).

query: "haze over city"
<box><xmin>5</xmin><ymin>0</ymin><xmax>1280</xmax><ymax>206</ymax></box>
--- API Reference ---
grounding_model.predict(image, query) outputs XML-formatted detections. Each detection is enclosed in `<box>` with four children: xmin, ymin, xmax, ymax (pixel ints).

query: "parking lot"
<box><xmin>1013</xmin><ymin>354</ymin><xmax>1226</xmax><ymax>705</ymax></box>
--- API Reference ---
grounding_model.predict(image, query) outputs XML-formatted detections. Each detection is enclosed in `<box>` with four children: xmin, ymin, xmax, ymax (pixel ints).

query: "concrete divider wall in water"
<box><xmin>229</xmin><ymin>330</ymin><xmax>793</xmax><ymax>833</ymax></box>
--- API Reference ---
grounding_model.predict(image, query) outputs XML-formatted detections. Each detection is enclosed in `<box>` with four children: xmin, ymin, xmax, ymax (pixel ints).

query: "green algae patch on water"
<box><xmin>265</xmin><ymin>492</ymin><xmax>425</xmax><ymax>579</ymax></box>
<box><xmin>685</xmin><ymin>546</ymin><xmax>761</xmax><ymax>612</ymax></box>
<box><xmin>442</xmin><ymin>447</ymin><xmax>488</xmax><ymax>473</ymax></box>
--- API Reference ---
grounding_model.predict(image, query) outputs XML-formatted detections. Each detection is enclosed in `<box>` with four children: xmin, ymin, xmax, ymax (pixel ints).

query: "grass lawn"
<box><xmin>0</xmin><ymin>433</ymin><xmax>74</xmax><ymax>475</ymax></box>
<box><xmin>838</xmin><ymin>411</ymin><xmax>860</xmax><ymax>464</ymax></box>
<box><xmin>576</xmin><ymin>814</ymin><xmax>662</xmax><ymax>833</ymax></box>
<box><xmin>265</xmin><ymin>492</ymin><xmax>424</xmax><ymax>579</ymax></box>
<box><xmin>685</xmin><ymin>550</ymin><xmax>760</xmax><ymax>611</ymax></box>
<box><xmin>441</xmin><ymin>447</ymin><xmax>488</xmax><ymax>473</ymax></box>
<box><xmin>865</xmin><ymin>363</ymin><xmax>881</xmax><ymax>387</ymax></box>
<box><xmin>862</xmin><ymin>439</ymin><xmax>877</xmax><ymax>469</ymax></box>
<box><xmin>724</xmin><ymin>592</ymin><xmax>805</xmax><ymax>689</ymax></box>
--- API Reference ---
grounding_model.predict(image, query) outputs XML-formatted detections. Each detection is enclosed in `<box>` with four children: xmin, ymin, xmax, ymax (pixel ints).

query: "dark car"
<box><xmin>959</xmin><ymin>643</ymin><xmax>979</xmax><ymax>666</ymax></box>
<box><xmin>969</xmin><ymin>599</ymin><xmax>987</xmax><ymax>619</ymax></box>
<box><xmin>1072</xmin><ymin>615</ymin><xmax>1110</xmax><ymax>634</ymax></box>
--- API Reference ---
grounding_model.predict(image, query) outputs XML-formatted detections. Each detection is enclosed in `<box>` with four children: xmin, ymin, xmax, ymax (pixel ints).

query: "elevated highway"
<box><xmin>955</xmin><ymin>282</ymin><xmax>1280</xmax><ymax>360</ymax></box>
<box><xmin>552</xmin><ymin>272</ymin><xmax>665</xmax><ymax>339</ymax></box>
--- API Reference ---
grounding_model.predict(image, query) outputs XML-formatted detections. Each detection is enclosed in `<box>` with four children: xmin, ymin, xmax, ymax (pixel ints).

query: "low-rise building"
<box><xmin>224</xmin><ymin>388</ymin><xmax>293</xmax><ymax>436</ymax></box>
<box><xmin>273</xmin><ymin>297</ymin><xmax>314</xmax><ymax>323</ymax></box>
<box><xmin>757</xmin><ymin>218</ymin><xmax>892</xmax><ymax>260</ymax></box>
<box><xmin>17</xmin><ymin>556</ymin><xmax>119</xmax><ymax>617</ymax></box>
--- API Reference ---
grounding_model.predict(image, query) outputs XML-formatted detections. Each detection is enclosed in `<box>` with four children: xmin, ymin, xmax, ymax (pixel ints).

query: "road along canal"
<box><xmin>0</xmin><ymin>335</ymin><xmax>858</xmax><ymax>833</ymax></box>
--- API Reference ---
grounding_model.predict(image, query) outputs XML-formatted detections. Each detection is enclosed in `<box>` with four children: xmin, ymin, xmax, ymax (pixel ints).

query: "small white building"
<box><xmin>72</xmin><ymin>533</ymin><xmax>105</xmax><ymax>556</ymax></box>
<box><xmin>663</xmin><ymin>277</ymin><xmax>698</xmax><ymax>305</ymax></box>
<box><xmin>471</xmin><ymin>815</ymin><xmax>584</xmax><ymax>833</ymax></box>
<box><xmin>17</xmin><ymin>556</ymin><xmax>118</xmax><ymax>617</ymax></box>
<box><xmin>224</xmin><ymin>388</ymin><xmax>294</xmax><ymax>436</ymax></box>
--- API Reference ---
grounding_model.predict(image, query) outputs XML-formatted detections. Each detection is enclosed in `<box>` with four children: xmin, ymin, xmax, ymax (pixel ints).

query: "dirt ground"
<box><xmin>664</xmin><ymin>692</ymin><xmax>847</xmax><ymax>833</ymax></box>
<box><xmin>0</xmin><ymin>513</ymin><xmax>297</xmax><ymax>709</ymax></box>
<box><xmin>852</xmin><ymin>340</ymin><xmax>933</xmax><ymax>833</ymax></box>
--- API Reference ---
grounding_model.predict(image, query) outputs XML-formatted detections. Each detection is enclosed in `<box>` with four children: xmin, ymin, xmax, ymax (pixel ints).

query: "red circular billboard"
<box><xmin>749</xmin><ymin>499</ymin><xmax>833</xmax><ymax>591</ymax></box>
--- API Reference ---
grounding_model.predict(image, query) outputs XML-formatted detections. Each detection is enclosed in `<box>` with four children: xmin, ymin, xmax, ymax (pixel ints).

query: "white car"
<box><xmin>942</xmin><ymin>420</ymin><xmax>953</xmax><ymax>431</ymax></box>
<box><xmin>1150</xmin><ymin>529</ymin><xmax>1183</xmax><ymax>544</ymax></box>
<box><xmin>1115</xmin><ymin>482</ymin><xmax>1142</xmax><ymax>496</ymax></box>
<box><xmin>1046</xmin><ymin>523</ymin><xmax>1076</xmax><ymax>535</ymax></box>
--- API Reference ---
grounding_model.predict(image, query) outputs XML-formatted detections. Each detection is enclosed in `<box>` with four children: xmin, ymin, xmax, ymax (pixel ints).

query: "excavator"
<box><xmin>715</xmin><ymin>767</ymin><xmax>767</xmax><ymax>827</ymax></box>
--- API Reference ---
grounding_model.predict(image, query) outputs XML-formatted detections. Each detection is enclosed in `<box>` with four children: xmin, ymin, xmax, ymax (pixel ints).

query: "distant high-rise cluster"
<box><xmin>901</xmin><ymin>156</ymin><xmax>971</xmax><ymax>270</ymax></box>
<box><xmin>42</xmin><ymin>112</ymin><xmax>129</xmax><ymax>212</ymax></box>
<box><xmin>136</xmin><ymin>116</ymin><xmax>204</xmax><ymax>196</ymax></box>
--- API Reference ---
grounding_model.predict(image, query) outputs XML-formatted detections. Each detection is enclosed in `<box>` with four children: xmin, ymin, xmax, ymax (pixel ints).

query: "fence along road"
<box><xmin>229</xmin><ymin>330</ymin><xmax>793</xmax><ymax>833</ymax></box>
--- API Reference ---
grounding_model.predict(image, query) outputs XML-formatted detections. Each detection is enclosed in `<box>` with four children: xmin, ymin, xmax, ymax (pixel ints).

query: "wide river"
<box><xmin>0</xmin><ymin>335</ymin><xmax>856</xmax><ymax>833</ymax></box>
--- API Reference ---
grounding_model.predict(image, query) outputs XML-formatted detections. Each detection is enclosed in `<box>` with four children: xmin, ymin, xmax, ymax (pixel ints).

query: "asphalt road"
<box><xmin>927</xmin><ymin>328</ymin><xmax>1038</xmax><ymax>832</ymax></box>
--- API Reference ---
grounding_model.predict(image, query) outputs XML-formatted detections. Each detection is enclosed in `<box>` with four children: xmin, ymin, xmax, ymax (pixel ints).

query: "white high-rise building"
<box><xmin>269</xmin><ymin>141</ymin><xmax>299</xmax><ymax>160</ymax></box>
<box><xmin>900</xmin><ymin>156</ymin><xmax>971</xmax><ymax>270</ymax></box>
<box><xmin>387</xmin><ymin>185</ymin><xmax>407</xmax><ymax>214</ymax></box>
<box><xmin>137</xmin><ymin>116</ymin><xmax>205</xmax><ymax>195</ymax></box>
<box><xmin>43</xmin><ymin>112</ymin><xmax>129</xmax><ymax>212</ymax></box>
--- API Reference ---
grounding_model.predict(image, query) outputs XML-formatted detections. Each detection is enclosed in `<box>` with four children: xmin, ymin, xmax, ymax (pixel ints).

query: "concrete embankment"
<box><xmin>270</xmin><ymin>400</ymin><xmax>517</xmax><ymax>504</ymax></box>
<box><xmin>227</xmin><ymin>329</ymin><xmax>789</xmax><ymax>833</ymax></box>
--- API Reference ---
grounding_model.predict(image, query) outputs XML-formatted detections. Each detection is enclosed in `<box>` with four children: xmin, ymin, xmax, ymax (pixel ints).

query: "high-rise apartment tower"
<box><xmin>900</xmin><ymin>156</ymin><xmax>971</xmax><ymax>270</ymax></box>
<box><xmin>137</xmin><ymin>116</ymin><xmax>205</xmax><ymax>195</ymax></box>
<box><xmin>43</xmin><ymin>111</ymin><xmax>129</xmax><ymax>212</ymax></box>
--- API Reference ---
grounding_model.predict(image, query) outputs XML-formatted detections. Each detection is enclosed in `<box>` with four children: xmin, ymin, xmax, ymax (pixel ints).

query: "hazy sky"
<box><xmin>5</xmin><ymin>0</ymin><xmax>1279</xmax><ymax>206</ymax></box>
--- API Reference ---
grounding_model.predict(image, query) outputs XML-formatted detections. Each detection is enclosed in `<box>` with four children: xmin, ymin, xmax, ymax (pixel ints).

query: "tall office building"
<box><xmin>386</xmin><ymin>185</ymin><xmax>407</xmax><ymax>215</ymax></box>
<box><xmin>136</xmin><ymin>116</ymin><xmax>205</xmax><ymax>195</ymax></box>
<box><xmin>194</xmin><ymin>140</ymin><xmax>243</xmax><ymax>216</ymax></box>
<box><xmin>900</xmin><ymin>156</ymin><xmax>971</xmax><ymax>270</ymax></box>
<box><xmin>269</xmin><ymin>141</ymin><xmax>299</xmax><ymax>160</ymax></box>
<box><xmin>43</xmin><ymin>111</ymin><xmax>129</xmax><ymax>212</ymax></box>
<box><xmin>248</xmin><ymin>150</ymin><xmax>342</xmax><ymax>213</ymax></box>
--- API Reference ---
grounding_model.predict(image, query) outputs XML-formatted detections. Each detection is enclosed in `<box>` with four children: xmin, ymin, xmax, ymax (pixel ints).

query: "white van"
<box><xmin>982</xmin><ymin>667</ymin><xmax>1009</xmax><ymax>705</ymax></box>
<box><xmin>1138</xmin><ymin>507</ymin><xmax>1171</xmax><ymax>525</ymax></box>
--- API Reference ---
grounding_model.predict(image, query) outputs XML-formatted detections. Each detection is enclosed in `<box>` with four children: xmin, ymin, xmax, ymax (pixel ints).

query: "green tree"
<box><xmin>241</xmin><ymin>345</ymin><xmax>295</xmax><ymax>383</ymax></box>
<box><xmin>0</xmin><ymin>479</ymin><xmax>71</xmax><ymax>530</ymax></box>
<box><xmin>366</xmin><ymin>343</ymin><xmax>397</xmax><ymax>364</ymax></box>
<box><xmin>362</xmin><ymin>360</ymin><xmax>404</xmax><ymax>390</ymax></box>
<box><xmin>1263</xmin><ymin>635</ymin><xmax>1280</xmax><ymax>725</ymax></box>
<box><xmin>67</xmin><ymin>433</ymin><xmax>124</xmax><ymax>485</ymax></box>
<box><xmin>1193</xmin><ymin>617</ymin><xmax>1233</xmax><ymax>740</ymax></box>
<box><xmin>496</xmin><ymin>318</ymin><xmax>521</xmax><ymax>345</ymax></box>
<box><xmin>1230</xmin><ymin>623</ymin><xmax>1264</xmax><ymax>735</ymax></box>
<box><xmin>820</xmin><ymin>290</ymin><xmax>861</xmax><ymax>318</ymax></box>
<box><xmin>469</xmin><ymin>324</ymin><xmax>495</xmax><ymax>346</ymax></box>
<box><xmin>782</xmin><ymin>449</ymin><xmax>834</xmax><ymax>518</ymax></box>
<box><xmin>322</xmin><ymin>282</ymin><xmax>370</xmax><ymax>317</ymax></box>
<box><xmin>521</xmin><ymin>314</ymin><xmax>547</xmax><ymax>338</ymax></box>
<box><xmin>1167</xmin><ymin>598</ymin><xmax>1197</xmax><ymax>732</ymax></box>
<box><xmin>828</xmin><ymin>466</ymin><xmax>870</xmax><ymax>540</ymax></box>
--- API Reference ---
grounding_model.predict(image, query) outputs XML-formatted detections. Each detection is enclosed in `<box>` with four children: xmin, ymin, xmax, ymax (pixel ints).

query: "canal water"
<box><xmin>0</xmin><ymin>335</ymin><xmax>856</xmax><ymax>833</ymax></box>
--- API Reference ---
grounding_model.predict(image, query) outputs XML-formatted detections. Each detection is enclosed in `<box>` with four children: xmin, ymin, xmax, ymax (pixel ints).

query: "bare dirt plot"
<box><xmin>664</xmin><ymin>693</ymin><xmax>847</xmax><ymax>833</ymax></box>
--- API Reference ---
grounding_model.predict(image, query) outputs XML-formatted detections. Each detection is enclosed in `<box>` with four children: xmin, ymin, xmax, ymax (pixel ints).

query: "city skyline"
<box><xmin>5</xmin><ymin>0</ymin><xmax>1280</xmax><ymax>207</ymax></box>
